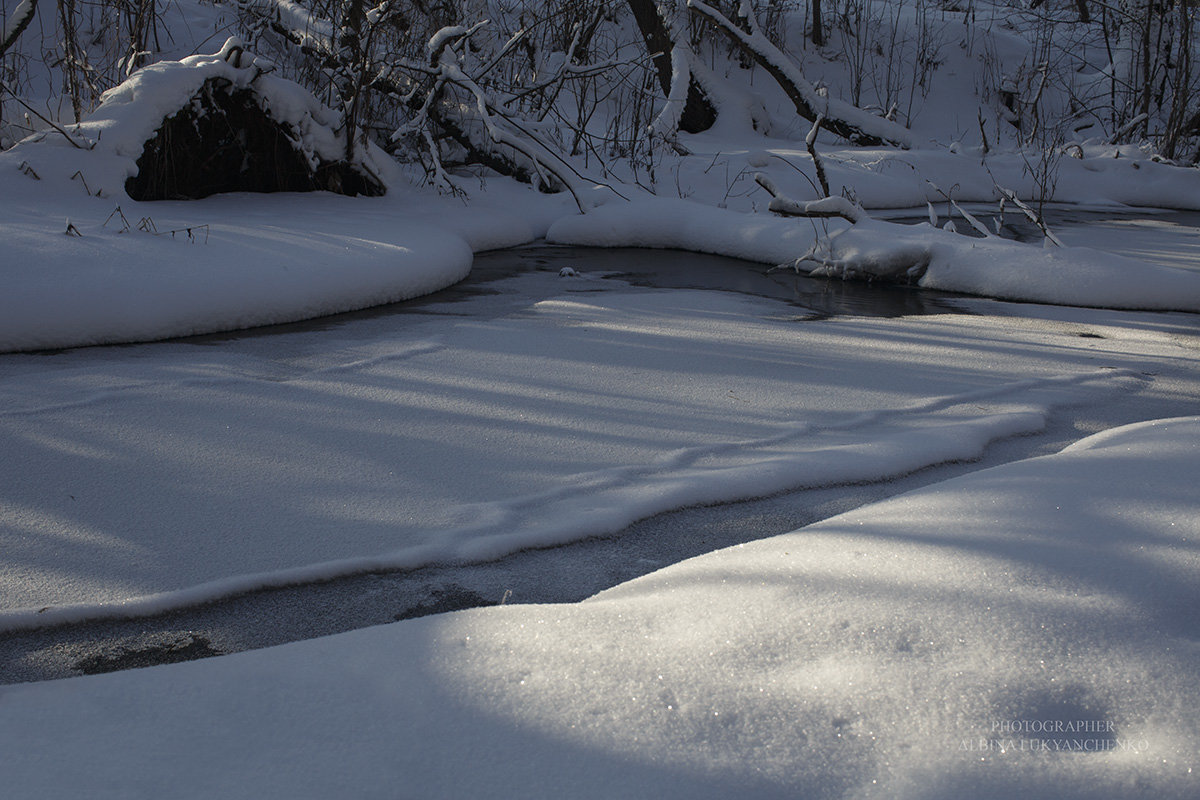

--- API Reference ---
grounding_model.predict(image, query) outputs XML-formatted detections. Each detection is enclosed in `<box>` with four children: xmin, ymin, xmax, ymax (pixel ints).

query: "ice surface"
<box><xmin>4</xmin><ymin>276</ymin><xmax>1199</xmax><ymax>629</ymax></box>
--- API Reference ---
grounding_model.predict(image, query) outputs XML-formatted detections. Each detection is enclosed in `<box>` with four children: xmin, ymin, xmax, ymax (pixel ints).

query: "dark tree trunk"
<box><xmin>811</xmin><ymin>0</ymin><xmax>825</xmax><ymax>46</ymax></box>
<box><xmin>626</xmin><ymin>0</ymin><xmax>716</xmax><ymax>133</ymax></box>
<box><xmin>339</xmin><ymin>0</ymin><xmax>366</xmax><ymax>160</ymax></box>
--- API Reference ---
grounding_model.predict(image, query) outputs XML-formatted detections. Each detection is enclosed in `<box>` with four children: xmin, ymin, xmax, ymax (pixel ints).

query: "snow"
<box><xmin>0</xmin><ymin>415</ymin><xmax>1196</xmax><ymax>798</ymax></box>
<box><xmin>0</xmin><ymin>2</ymin><xmax>1198</xmax><ymax>794</ymax></box>
<box><xmin>13</xmin><ymin>278</ymin><xmax>1198</xmax><ymax>629</ymax></box>
<box><xmin>4</xmin><ymin>26</ymin><xmax>1200</xmax><ymax>351</ymax></box>
<box><xmin>548</xmin><ymin>197</ymin><xmax>1200</xmax><ymax>311</ymax></box>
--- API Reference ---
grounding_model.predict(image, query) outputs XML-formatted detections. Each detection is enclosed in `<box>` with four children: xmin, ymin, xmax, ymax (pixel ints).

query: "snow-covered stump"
<box><xmin>125</xmin><ymin>75</ymin><xmax>383</xmax><ymax>200</ymax></box>
<box><xmin>37</xmin><ymin>38</ymin><xmax>390</xmax><ymax>202</ymax></box>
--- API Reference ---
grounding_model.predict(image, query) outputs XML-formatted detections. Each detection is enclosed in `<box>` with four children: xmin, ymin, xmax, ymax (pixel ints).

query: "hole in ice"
<box><xmin>73</xmin><ymin>633</ymin><xmax>224</xmax><ymax>675</ymax></box>
<box><xmin>393</xmin><ymin>586</ymin><xmax>497</xmax><ymax>621</ymax></box>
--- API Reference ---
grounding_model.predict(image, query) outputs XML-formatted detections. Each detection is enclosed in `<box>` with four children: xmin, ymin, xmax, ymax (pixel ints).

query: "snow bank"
<box><xmin>0</xmin><ymin>192</ymin><xmax>480</xmax><ymax>350</ymax></box>
<box><xmin>824</xmin><ymin>218</ymin><xmax>1200</xmax><ymax>311</ymax></box>
<box><xmin>549</xmin><ymin>198</ymin><xmax>1200</xmax><ymax>311</ymax></box>
<box><xmin>1</xmin><ymin>416</ymin><xmax>1195</xmax><ymax>798</ymax></box>
<box><xmin>0</xmin><ymin>42</ymin><xmax>566</xmax><ymax>352</ymax></box>
<box><xmin>547</xmin><ymin>195</ymin><xmax>850</xmax><ymax>262</ymax></box>
<box><xmin>0</xmin><ymin>185</ymin><xmax>480</xmax><ymax>350</ymax></box>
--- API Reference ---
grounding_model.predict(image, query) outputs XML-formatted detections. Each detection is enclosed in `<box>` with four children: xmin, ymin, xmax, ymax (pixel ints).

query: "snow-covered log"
<box><xmin>687</xmin><ymin>0</ymin><xmax>912</xmax><ymax>148</ymax></box>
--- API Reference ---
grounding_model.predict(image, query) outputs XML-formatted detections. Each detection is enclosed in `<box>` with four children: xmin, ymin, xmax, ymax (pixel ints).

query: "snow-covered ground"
<box><xmin>1</xmin><ymin>414</ymin><xmax>1196</xmax><ymax>798</ymax></box>
<box><xmin>3</xmin><ymin>0</ymin><xmax>1200</xmax><ymax>795</ymax></box>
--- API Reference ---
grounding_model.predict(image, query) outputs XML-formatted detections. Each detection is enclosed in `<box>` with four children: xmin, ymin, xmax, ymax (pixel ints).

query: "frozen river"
<box><xmin>1</xmin><ymin>209</ymin><xmax>1198</xmax><ymax>683</ymax></box>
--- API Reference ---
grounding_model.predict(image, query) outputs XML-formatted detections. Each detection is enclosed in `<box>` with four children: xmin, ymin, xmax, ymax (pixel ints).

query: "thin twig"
<box><xmin>0</xmin><ymin>83</ymin><xmax>90</xmax><ymax>149</ymax></box>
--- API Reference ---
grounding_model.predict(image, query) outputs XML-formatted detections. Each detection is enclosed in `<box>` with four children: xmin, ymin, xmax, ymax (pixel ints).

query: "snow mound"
<box><xmin>0</xmin><ymin>190</ymin><xmax>475</xmax><ymax>351</ymax></box>
<box><xmin>0</xmin><ymin>42</ymin><xmax>515</xmax><ymax>352</ymax></box>
<box><xmin>0</xmin><ymin>417</ymin><xmax>1196</xmax><ymax>798</ymax></box>
<box><xmin>5</xmin><ymin>37</ymin><xmax>395</xmax><ymax>197</ymax></box>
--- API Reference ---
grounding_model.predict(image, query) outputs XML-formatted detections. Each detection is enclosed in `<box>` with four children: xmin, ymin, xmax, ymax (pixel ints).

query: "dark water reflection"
<box><xmin>472</xmin><ymin>245</ymin><xmax>958</xmax><ymax>318</ymax></box>
<box><xmin>183</xmin><ymin>244</ymin><xmax>959</xmax><ymax>347</ymax></box>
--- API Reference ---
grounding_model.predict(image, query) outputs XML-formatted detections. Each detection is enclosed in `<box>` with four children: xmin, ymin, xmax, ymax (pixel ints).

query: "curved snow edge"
<box><xmin>548</xmin><ymin>198</ymin><xmax>1200</xmax><ymax>312</ymax></box>
<box><xmin>0</xmin><ymin>209</ymin><xmax>476</xmax><ymax>353</ymax></box>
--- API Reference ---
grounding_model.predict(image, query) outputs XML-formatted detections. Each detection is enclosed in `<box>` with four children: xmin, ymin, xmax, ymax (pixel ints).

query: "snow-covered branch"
<box><xmin>394</xmin><ymin>23</ymin><xmax>628</xmax><ymax>210</ymax></box>
<box><xmin>1</xmin><ymin>0</ymin><xmax>39</xmax><ymax>58</ymax></box>
<box><xmin>995</xmin><ymin>186</ymin><xmax>1064</xmax><ymax>247</ymax></box>
<box><xmin>754</xmin><ymin>174</ymin><xmax>866</xmax><ymax>223</ymax></box>
<box><xmin>687</xmin><ymin>0</ymin><xmax>912</xmax><ymax>148</ymax></box>
<box><xmin>234</xmin><ymin>2</ymin><xmax>633</xmax><ymax>204</ymax></box>
<box><xmin>238</xmin><ymin>0</ymin><xmax>336</xmax><ymax>57</ymax></box>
